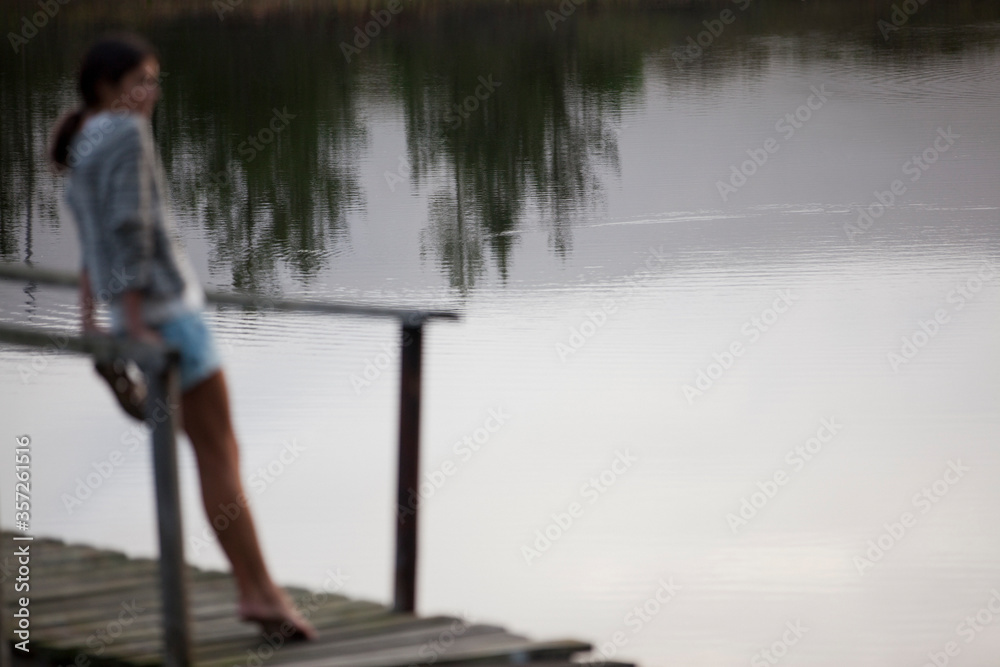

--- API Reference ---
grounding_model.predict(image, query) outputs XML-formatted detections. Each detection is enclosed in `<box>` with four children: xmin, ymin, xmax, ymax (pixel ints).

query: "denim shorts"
<box><xmin>152</xmin><ymin>310</ymin><xmax>222</xmax><ymax>392</ymax></box>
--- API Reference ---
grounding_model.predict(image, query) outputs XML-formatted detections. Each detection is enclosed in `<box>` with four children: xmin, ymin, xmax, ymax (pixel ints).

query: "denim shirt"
<box><xmin>62</xmin><ymin>111</ymin><xmax>203</xmax><ymax>332</ymax></box>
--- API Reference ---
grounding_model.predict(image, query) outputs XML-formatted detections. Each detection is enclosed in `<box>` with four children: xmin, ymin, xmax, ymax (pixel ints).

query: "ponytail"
<box><xmin>49</xmin><ymin>107</ymin><xmax>86</xmax><ymax>173</ymax></box>
<box><xmin>48</xmin><ymin>32</ymin><xmax>157</xmax><ymax>174</ymax></box>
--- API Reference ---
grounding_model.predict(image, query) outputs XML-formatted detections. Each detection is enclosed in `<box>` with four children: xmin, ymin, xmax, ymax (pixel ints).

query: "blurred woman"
<box><xmin>50</xmin><ymin>33</ymin><xmax>316</xmax><ymax>641</ymax></box>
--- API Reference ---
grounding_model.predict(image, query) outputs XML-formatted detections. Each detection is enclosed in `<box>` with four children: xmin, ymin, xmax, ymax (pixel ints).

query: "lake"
<box><xmin>1</xmin><ymin>1</ymin><xmax>999</xmax><ymax>665</ymax></box>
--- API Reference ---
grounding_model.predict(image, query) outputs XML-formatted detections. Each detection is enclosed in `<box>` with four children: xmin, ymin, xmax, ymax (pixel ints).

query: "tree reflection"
<box><xmin>152</xmin><ymin>21</ymin><xmax>365</xmax><ymax>290</ymax></box>
<box><xmin>1</xmin><ymin>0</ymin><xmax>998</xmax><ymax>292</ymax></box>
<box><xmin>392</xmin><ymin>6</ymin><xmax>639</xmax><ymax>288</ymax></box>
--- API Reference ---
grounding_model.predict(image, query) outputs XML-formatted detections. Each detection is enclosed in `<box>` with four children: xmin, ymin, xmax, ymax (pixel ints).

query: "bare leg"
<box><xmin>180</xmin><ymin>369</ymin><xmax>316</xmax><ymax>639</ymax></box>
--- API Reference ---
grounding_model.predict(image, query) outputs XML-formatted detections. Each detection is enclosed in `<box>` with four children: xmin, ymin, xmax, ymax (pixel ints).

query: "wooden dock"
<box><xmin>2</xmin><ymin>533</ymin><xmax>635</xmax><ymax>667</ymax></box>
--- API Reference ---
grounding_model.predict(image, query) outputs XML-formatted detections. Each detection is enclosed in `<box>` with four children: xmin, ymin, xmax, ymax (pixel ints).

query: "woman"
<box><xmin>50</xmin><ymin>33</ymin><xmax>316</xmax><ymax>641</ymax></box>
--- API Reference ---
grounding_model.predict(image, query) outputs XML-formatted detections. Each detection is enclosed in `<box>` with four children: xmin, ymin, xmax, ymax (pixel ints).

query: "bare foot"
<box><xmin>239</xmin><ymin>587</ymin><xmax>318</xmax><ymax>641</ymax></box>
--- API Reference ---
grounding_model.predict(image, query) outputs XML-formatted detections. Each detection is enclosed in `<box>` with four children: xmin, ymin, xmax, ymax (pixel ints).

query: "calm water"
<box><xmin>2</xmin><ymin>2</ymin><xmax>1000</xmax><ymax>665</ymax></box>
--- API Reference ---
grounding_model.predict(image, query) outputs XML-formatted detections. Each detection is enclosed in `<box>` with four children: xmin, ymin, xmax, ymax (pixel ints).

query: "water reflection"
<box><xmin>2</xmin><ymin>0</ymin><xmax>998</xmax><ymax>291</ymax></box>
<box><xmin>3</xmin><ymin>4</ymin><xmax>1000</xmax><ymax>667</ymax></box>
<box><xmin>152</xmin><ymin>22</ymin><xmax>367</xmax><ymax>289</ymax></box>
<box><xmin>393</xmin><ymin>10</ymin><xmax>640</xmax><ymax>287</ymax></box>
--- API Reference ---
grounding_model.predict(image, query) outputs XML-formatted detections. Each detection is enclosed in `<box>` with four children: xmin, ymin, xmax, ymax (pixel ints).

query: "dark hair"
<box><xmin>49</xmin><ymin>33</ymin><xmax>158</xmax><ymax>172</ymax></box>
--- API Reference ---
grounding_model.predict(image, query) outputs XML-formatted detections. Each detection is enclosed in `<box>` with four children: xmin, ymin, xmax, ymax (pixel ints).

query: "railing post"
<box><xmin>394</xmin><ymin>318</ymin><xmax>424</xmax><ymax>613</ymax></box>
<box><xmin>145</xmin><ymin>348</ymin><xmax>192</xmax><ymax>667</ymax></box>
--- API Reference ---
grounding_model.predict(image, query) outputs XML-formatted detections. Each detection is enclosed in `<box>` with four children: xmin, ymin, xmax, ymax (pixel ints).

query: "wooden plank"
<box><xmin>0</xmin><ymin>535</ymin><xmax>631</xmax><ymax>667</ymax></box>
<box><xmin>191</xmin><ymin>612</ymin><xmax>438</xmax><ymax>661</ymax></box>
<box><xmin>441</xmin><ymin>663</ymin><xmax>635</xmax><ymax>667</ymax></box>
<box><xmin>25</xmin><ymin>581</ymin><xmax>226</xmax><ymax>623</ymax></box>
<box><xmin>97</xmin><ymin>600</ymin><xmax>393</xmax><ymax>658</ymax></box>
<box><xmin>196</xmin><ymin>621</ymin><xmax>492</xmax><ymax>667</ymax></box>
<box><xmin>253</xmin><ymin>622</ymin><xmax>511</xmax><ymax>666</ymax></box>
<box><xmin>261</xmin><ymin>635</ymin><xmax>592</xmax><ymax>667</ymax></box>
<box><xmin>42</xmin><ymin>595</ymin><xmax>392</xmax><ymax>661</ymax></box>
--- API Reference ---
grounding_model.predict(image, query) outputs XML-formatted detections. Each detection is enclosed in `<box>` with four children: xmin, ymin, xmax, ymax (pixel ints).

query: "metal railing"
<box><xmin>0</xmin><ymin>262</ymin><xmax>460</xmax><ymax>667</ymax></box>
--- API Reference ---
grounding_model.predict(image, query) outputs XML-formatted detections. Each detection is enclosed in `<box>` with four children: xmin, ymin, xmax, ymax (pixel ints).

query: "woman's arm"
<box><xmin>106</xmin><ymin>119</ymin><xmax>154</xmax><ymax>296</ymax></box>
<box><xmin>104</xmin><ymin>118</ymin><xmax>161</xmax><ymax>344</ymax></box>
<box><xmin>81</xmin><ymin>269</ymin><xmax>160</xmax><ymax>342</ymax></box>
